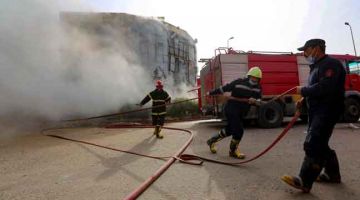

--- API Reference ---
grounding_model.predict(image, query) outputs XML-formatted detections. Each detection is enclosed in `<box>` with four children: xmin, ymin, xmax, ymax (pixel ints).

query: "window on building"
<box><xmin>175</xmin><ymin>58</ymin><xmax>180</xmax><ymax>73</ymax></box>
<box><xmin>156</xmin><ymin>42</ymin><xmax>164</xmax><ymax>64</ymax></box>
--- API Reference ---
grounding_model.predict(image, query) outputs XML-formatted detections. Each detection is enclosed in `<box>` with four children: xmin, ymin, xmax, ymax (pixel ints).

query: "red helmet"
<box><xmin>156</xmin><ymin>80</ymin><xmax>163</xmax><ymax>89</ymax></box>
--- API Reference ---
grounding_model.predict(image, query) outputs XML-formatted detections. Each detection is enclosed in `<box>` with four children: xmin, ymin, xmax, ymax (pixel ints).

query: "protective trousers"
<box><xmin>224</xmin><ymin>104</ymin><xmax>245</xmax><ymax>141</ymax></box>
<box><xmin>152</xmin><ymin>115</ymin><xmax>165</xmax><ymax>126</ymax></box>
<box><xmin>299</xmin><ymin>112</ymin><xmax>341</xmax><ymax>189</ymax></box>
<box><xmin>152</xmin><ymin>114</ymin><xmax>165</xmax><ymax>138</ymax></box>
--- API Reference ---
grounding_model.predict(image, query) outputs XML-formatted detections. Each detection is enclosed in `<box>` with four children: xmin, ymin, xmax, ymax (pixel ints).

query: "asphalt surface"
<box><xmin>0</xmin><ymin>120</ymin><xmax>359</xmax><ymax>200</ymax></box>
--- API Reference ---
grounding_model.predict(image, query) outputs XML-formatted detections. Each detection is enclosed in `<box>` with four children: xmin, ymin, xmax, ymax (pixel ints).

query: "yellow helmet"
<box><xmin>247</xmin><ymin>66</ymin><xmax>262</xmax><ymax>79</ymax></box>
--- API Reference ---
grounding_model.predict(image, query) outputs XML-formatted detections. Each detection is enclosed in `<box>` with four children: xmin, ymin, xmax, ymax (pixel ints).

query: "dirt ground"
<box><xmin>0</xmin><ymin>120</ymin><xmax>359</xmax><ymax>200</ymax></box>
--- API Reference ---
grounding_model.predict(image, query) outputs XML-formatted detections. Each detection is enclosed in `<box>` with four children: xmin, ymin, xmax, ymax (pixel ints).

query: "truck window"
<box><xmin>348</xmin><ymin>61</ymin><xmax>360</xmax><ymax>74</ymax></box>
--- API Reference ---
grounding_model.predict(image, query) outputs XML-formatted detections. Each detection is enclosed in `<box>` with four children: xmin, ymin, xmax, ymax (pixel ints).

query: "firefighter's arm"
<box><xmin>140</xmin><ymin>94</ymin><xmax>151</xmax><ymax>106</ymax></box>
<box><xmin>253</xmin><ymin>86</ymin><xmax>262</xmax><ymax>99</ymax></box>
<box><xmin>208</xmin><ymin>80</ymin><xmax>236</xmax><ymax>95</ymax></box>
<box><xmin>165</xmin><ymin>93</ymin><xmax>171</xmax><ymax>103</ymax></box>
<box><xmin>301</xmin><ymin>65</ymin><xmax>340</xmax><ymax>97</ymax></box>
<box><xmin>249</xmin><ymin>87</ymin><xmax>262</xmax><ymax>105</ymax></box>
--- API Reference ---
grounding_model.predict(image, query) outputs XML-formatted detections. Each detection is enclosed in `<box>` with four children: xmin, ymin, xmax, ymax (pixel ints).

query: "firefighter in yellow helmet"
<box><xmin>139</xmin><ymin>80</ymin><xmax>171</xmax><ymax>139</ymax></box>
<box><xmin>206</xmin><ymin>67</ymin><xmax>262</xmax><ymax>159</ymax></box>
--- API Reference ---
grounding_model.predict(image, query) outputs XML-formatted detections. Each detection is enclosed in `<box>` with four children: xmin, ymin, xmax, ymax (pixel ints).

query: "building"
<box><xmin>60</xmin><ymin>12</ymin><xmax>197</xmax><ymax>86</ymax></box>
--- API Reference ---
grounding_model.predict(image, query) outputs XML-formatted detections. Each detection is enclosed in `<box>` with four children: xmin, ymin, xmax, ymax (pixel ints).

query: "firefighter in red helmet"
<box><xmin>139</xmin><ymin>80</ymin><xmax>171</xmax><ymax>138</ymax></box>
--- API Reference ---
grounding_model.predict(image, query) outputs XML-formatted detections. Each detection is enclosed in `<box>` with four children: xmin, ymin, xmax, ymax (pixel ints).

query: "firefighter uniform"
<box><xmin>282</xmin><ymin>39</ymin><xmax>346</xmax><ymax>192</ymax></box>
<box><xmin>207</xmin><ymin>67</ymin><xmax>262</xmax><ymax>159</ymax></box>
<box><xmin>297</xmin><ymin>54</ymin><xmax>345</xmax><ymax>189</ymax></box>
<box><xmin>140</xmin><ymin>81</ymin><xmax>171</xmax><ymax>139</ymax></box>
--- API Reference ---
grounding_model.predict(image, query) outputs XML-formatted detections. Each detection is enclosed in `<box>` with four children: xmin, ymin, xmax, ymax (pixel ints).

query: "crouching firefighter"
<box><xmin>140</xmin><ymin>80</ymin><xmax>171</xmax><ymax>139</ymax></box>
<box><xmin>206</xmin><ymin>67</ymin><xmax>262</xmax><ymax>159</ymax></box>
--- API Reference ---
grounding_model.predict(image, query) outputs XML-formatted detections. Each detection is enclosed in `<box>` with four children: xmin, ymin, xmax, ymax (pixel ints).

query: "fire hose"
<box><xmin>43</xmin><ymin>87</ymin><xmax>299</xmax><ymax>199</ymax></box>
<box><xmin>63</xmin><ymin>86</ymin><xmax>296</xmax><ymax>122</ymax></box>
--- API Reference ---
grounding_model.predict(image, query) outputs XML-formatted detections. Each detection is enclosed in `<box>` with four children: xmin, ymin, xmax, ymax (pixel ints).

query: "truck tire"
<box><xmin>257</xmin><ymin>101</ymin><xmax>284</xmax><ymax>128</ymax></box>
<box><xmin>343</xmin><ymin>98</ymin><xmax>360</xmax><ymax>122</ymax></box>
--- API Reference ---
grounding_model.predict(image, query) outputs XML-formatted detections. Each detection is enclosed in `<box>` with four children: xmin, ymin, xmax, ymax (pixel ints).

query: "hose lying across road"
<box><xmin>43</xmin><ymin>87</ymin><xmax>299</xmax><ymax>200</ymax></box>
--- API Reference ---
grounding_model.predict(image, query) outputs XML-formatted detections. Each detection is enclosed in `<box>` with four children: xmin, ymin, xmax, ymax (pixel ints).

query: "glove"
<box><xmin>248</xmin><ymin>97</ymin><xmax>257</xmax><ymax>105</ymax></box>
<box><xmin>254</xmin><ymin>99</ymin><xmax>263</xmax><ymax>106</ymax></box>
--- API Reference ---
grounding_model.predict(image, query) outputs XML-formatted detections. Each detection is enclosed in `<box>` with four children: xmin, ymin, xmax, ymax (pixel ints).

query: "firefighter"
<box><xmin>206</xmin><ymin>67</ymin><xmax>262</xmax><ymax>159</ymax></box>
<box><xmin>140</xmin><ymin>80</ymin><xmax>171</xmax><ymax>139</ymax></box>
<box><xmin>281</xmin><ymin>39</ymin><xmax>346</xmax><ymax>193</ymax></box>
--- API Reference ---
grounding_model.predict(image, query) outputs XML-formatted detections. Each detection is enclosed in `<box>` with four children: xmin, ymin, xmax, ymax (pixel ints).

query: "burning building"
<box><xmin>60</xmin><ymin>12</ymin><xmax>197</xmax><ymax>86</ymax></box>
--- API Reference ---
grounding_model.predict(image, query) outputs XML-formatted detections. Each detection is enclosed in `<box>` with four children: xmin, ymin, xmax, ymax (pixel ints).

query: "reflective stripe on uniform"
<box><xmin>152</xmin><ymin>112</ymin><xmax>166</xmax><ymax>115</ymax></box>
<box><xmin>219</xmin><ymin>87</ymin><xmax>224</xmax><ymax>93</ymax></box>
<box><xmin>235</xmin><ymin>84</ymin><xmax>260</xmax><ymax>93</ymax></box>
<box><xmin>148</xmin><ymin>94</ymin><xmax>152</xmax><ymax>100</ymax></box>
<box><xmin>252</xmin><ymin>88</ymin><xmax>261</xmax><ymax>92</ymax></box>
<box><xmin>219</xmin><ymin>129</ymin><xmax>227</xmax><ymax>137</ymax></box>
<box><xmin>153</xmin><ymin>100</ymin><xmax>166</xmax><ymax>102</ymax></box>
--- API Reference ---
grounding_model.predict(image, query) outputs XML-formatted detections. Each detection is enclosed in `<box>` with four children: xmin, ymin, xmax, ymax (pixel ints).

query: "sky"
<box><xmin>73</xmin><ymin>0</ymin><xmax>360</xmax><ymax>68</ymax></box>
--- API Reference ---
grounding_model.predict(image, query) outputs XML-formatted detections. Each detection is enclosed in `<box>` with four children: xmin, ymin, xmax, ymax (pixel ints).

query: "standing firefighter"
<box><xmin>281</xmin><ymin>39</ymin><xmax>346</xmax><ymax>193</ymax></box>
<box><xmin>140</xmin><ymin>80</ymin><xmax>171</xmax><ymax>139</ymax></box>
<box><xmin>206</xmin><ymin>67</ymin><xmax>262</xmax><ymax>159</ymax></box>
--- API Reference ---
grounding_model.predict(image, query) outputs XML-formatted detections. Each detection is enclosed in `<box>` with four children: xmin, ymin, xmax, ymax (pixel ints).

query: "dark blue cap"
<box><xmin>298</xmin><ymin>39</ymin><xmax>326</xmax><ymax>51</ymax></box>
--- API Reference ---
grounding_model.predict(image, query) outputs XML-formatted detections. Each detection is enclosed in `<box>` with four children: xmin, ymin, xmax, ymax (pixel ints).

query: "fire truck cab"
<box><xmin>199</xmin><ymin>48</ymin><xmax>360</xmax><ymax>128</ymax></box>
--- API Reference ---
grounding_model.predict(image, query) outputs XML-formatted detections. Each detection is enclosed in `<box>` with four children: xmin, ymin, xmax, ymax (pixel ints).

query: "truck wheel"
<box><xmin>257</xmin><ymin>101</ymin><xmax>284</xmax><ymax>128</ymax></box>
<box><xmin>343</xmin><ymin>98</ymin><xmax>360</xmax><ymax>122</ymax></box>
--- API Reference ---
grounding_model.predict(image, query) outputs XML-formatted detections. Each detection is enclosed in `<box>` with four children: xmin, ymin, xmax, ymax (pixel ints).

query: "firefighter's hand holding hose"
<box><xmin>294</xmin><ymin>86</ymin><xmax>304</xmax><ymax>115</ymax></box>
<box><xmin>295</xmin><ymin>86</ymin><xmax>304</xmax><ymax>110</ymax></box>
<box><xmin>205</xmin><ymin>91</ymin><xmax>217</xmax><ymax>99</ymax></box>
<box><xmin>249</xmin><ymin>97</ymin><xmax>264</xmax><ymax>106</ymax></box>
<box><xmin>248</xmin><ymin>97</ymin><xmax>257</xmax><ymax>105</ymax></box>
<box><xmin>165</xmin><ymin>99</ymin><xmax>171</xmax><ymax>106</ymax></box>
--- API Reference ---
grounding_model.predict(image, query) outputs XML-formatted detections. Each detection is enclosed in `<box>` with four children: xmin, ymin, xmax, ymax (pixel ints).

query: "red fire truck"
<box><xmin>199</xmin><ymin>47</ymin><xmax>360</xmax><ymax>128</ymax></box>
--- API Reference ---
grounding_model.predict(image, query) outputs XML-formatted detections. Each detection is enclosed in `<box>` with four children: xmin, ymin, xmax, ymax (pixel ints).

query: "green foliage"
<box><xmin>108</xmin><ymin>99</ymin><xmax>200</xmax><ymax>123</ymax></box>
<box><xmin>167</xmin><ymin>98</ymin><xmax>200</xmax><ymax>118</ymax></box>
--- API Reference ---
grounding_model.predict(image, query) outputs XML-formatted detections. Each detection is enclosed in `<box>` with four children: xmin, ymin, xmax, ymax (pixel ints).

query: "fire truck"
<box><xmin>199</xmin><ymin>47</ymin><xmax>360</xmax><ymax>128</ymax></box>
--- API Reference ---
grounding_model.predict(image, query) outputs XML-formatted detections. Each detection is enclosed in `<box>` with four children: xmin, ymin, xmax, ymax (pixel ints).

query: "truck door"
<box><xmin>344</xmin><ymin>60</ymin><xmax>360</xmax><ymax>122</ymax></box>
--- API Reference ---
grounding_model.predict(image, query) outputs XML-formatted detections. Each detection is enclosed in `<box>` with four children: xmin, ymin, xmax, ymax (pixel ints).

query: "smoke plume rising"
<box><xmin>0</xmin><ymin>0</ymin><xmax>156</xmax><ymax>128</ymax></box>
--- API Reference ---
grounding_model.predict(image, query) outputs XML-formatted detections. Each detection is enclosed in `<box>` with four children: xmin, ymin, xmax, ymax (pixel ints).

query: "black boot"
<box><xmin>281</xmin><ymin>175</ymin><xmax>310</xmax><ymax>193</ymax></box>
<box><xmin>154</xmin><ymin>125</ymin><xmax>163</xmax><ymax>139</ymax></box>
<box><xmin>229</xmin><ymin>139</ymin><xmax>245</xmax><ymax>159</ymax></box>
<box><xmin>206</xmin><ymin>129</ymin><xmax>226</xmax><ymax>153</ymax></box>
<box><xmin>317</xmin><ymin>150</ymin><xmax>341</xmax><ymax>183</ymax></box>
<box><xmin>299</xmin><ymin>156</ymin><xmax>324</xmax><ymax>190</ymax></box>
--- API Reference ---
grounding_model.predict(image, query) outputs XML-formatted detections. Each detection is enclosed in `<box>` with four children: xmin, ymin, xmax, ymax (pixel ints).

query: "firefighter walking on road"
<box><xmin>281</xmin><ymin>39</ymin><xmax>346</xmax><ymax>193</ymax></box>
<box><xmin>206</xmin><ymin>67</ymin><xmax>262</xmax><ymax>159</ymax></box>
<box><xmin>140</xmin><ymin>80</ymin><xmax>171</xmax><ymax>139</ymax></box>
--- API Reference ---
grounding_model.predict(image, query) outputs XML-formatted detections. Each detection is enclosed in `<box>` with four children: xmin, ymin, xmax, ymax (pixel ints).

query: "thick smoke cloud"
<box><xmin>0</xmin><ymin>0</ymin><xmax>154</xmax><ymax>125</ymax></box>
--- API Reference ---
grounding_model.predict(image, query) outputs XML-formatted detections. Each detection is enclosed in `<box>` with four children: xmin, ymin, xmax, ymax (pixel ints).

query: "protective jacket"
<box><xmin>141</xmin><ymin>89</ymin><xmax>171</xmax><ymax>115</ymax></box>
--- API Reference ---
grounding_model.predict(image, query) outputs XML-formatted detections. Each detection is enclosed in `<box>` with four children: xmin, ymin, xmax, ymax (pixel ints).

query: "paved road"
<box><xmin>0</xmin><ymin>120</ymin><xmax>359</xmax><ymax>200</ymax></box>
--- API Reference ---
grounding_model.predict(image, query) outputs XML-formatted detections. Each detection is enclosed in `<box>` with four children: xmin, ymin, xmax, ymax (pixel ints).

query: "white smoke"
<box><xmin>0</xmin><ymin>0</ymin><xmax>155</xmax><ymax>125</ymax></box>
